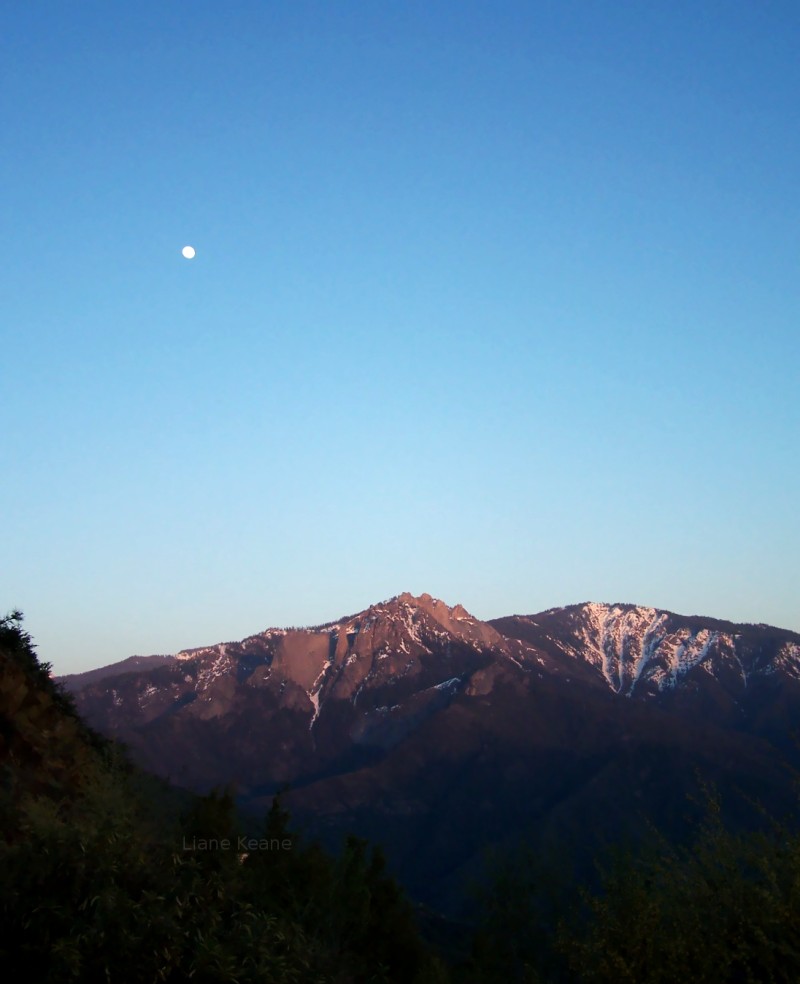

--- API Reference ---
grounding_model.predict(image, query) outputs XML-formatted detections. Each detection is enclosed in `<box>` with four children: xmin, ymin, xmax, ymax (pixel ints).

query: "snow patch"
<box><xmin>432</xmin><ymin>677</ymin><xmax>461</xmax><ymax>692</ymax></box>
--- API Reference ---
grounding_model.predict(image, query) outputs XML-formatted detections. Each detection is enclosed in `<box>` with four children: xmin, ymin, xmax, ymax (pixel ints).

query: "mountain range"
<box><xmin>61</xmin><ymin>593</ymin><xmax>800</xmax><ymax>912</ymax></box>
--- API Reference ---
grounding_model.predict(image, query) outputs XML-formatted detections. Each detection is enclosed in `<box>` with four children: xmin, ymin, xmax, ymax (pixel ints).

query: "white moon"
<box><xmin>181</xmin><ymin>245</ymin><xmax>196</xmax><ymax>259</ymax></box>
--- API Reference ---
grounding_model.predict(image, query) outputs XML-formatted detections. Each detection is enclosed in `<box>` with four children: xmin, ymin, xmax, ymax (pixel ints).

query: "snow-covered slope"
<box><xmin>493</xmin><ymin>602</ymin><xmax>800</xmax><ymax>697</ymax></box>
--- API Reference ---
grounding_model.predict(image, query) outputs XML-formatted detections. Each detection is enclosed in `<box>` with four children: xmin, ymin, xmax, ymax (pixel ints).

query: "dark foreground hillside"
<box><xmin>5</xmin><ymin>610</ymin><xmax>800</xmax><ymax>983</ymax></box>
<box><xmin>0</xmin><ymin>612</ymin><xmax>445</xmax><ymax>983</ymax></box>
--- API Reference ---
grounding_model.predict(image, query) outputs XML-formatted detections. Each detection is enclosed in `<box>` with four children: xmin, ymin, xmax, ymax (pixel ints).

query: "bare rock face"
<box><xmin>63</xmin><ymin>594</ymin><xmax>534</xmax><ymax>791</ymax></box>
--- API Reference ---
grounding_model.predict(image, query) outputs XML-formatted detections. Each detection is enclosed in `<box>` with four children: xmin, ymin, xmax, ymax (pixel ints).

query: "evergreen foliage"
<box><xmin>565</xmin><ymin>795</ymin><xmax>800</xmax><ymax>983</ymax></box>
<box><xmin>462</xmin><ymin>790</ymin><xmax>800</xmax><ymax>983</ymax></box>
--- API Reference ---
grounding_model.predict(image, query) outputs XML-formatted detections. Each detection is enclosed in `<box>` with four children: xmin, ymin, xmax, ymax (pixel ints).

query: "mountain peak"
<box><xmin>365</xmin><ymin>592</ymin><xmax>501</xmax><ymax>650</ymax></box>
<box><xmin>53</xmin><ymin>594</ymin><xmax>800</xmax><ymax>922</ymax></box>
<box><xmin>495</xmin><ymin>601</ymin><xmax>800</xmax><ymax>697</ymax></box>
<box><xmin>387</xmin><ymin>591</ymin><xmax>449</xmax><ymax>612</ymax></box>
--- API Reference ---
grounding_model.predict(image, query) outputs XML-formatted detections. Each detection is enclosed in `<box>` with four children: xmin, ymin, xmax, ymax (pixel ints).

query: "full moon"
<box><xmin>181</xmin><ymin>245</ymin><xmax>196</xmax><ymax>259</ymax></box>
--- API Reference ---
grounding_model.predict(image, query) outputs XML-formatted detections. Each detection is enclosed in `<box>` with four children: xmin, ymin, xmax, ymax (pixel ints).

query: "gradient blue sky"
<box><xmin>3</xmin><ymin>1</ymin><xmax>798</xmax><ymax>673</ymax></box>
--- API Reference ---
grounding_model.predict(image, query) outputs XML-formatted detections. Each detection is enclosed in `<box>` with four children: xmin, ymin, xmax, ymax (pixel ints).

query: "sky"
<box><xmin>2</xmin><ymin>1</ymin><xmax>798</xmax><ymax>674</ymax></box>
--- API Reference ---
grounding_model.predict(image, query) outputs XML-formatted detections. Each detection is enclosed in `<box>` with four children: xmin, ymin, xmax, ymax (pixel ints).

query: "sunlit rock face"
<box><xmin>63</xmin><ymin>595</ymin><xmax>800</xmax><ymax>788</ymax></box>
<box><xmin>62</xmin><ymin>593</ymin><xmax>533</xmax><ymax>788</ymax></box>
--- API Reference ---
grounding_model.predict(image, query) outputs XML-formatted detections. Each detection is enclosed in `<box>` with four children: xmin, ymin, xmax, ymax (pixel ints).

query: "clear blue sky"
<box><xmin>3</xmin><ymin>1</ymin><xmax>798</xmax><ymax>673</ymax></box>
